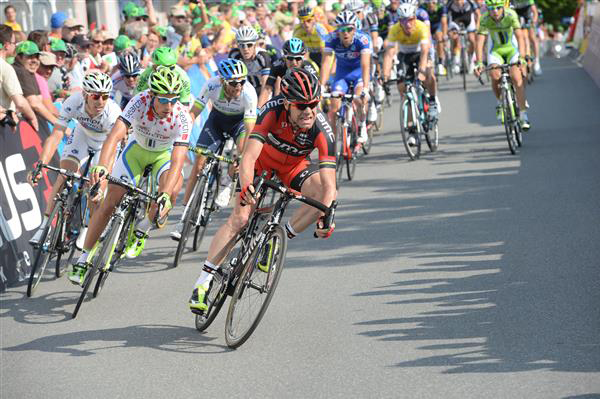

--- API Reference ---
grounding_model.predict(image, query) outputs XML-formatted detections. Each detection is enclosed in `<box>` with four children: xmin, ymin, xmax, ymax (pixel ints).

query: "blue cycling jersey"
<box><xmin>324</xmin><ymin>30</ymin><xmax>372</xmax><ymax>71</ymax></box>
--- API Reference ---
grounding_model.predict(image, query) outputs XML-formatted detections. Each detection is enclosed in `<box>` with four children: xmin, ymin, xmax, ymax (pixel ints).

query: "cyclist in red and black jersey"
<box><xmin>188</xmin><ymin>68</ymin><xmax>337</xmax><ymax>312</ymax></box>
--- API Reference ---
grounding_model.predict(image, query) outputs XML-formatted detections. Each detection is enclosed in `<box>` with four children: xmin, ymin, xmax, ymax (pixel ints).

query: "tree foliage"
<box><xmin>536</xmin><ymin>0</ymin><xmax>578</xmax><ymax>27</ymax></box>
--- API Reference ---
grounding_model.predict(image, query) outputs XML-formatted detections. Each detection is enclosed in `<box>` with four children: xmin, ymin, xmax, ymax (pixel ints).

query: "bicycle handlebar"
<box><xmin>89</xmin><ymin>172</ymin><xmax>158</xmax><ymax>203</ymax></box>
<box><xmin>250</xmin><ymin>173</ymin><xmax>338</xmax><ymax>237</ymax></box>
<box><xmin>33</xmin><ymin>163</ymin><xmax>90</xmax><ymax>184</ymax></box>
<box><xmin>322</xmin><ymin>92</ymin><xmax>361</xmax><ymax>100</ymax></box>
<box><xmin>189</xmin><ymin>146</ymin><xmax>236</xmax><ymax>164</ymax></box>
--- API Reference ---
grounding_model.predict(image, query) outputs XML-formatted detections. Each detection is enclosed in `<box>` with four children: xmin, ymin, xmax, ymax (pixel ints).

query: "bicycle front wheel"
<box><xmin>503</xmin><ymin>91</ymin><xmax>518</xmax><ymax>155</ymax></box>
<box><xmin>425</xmin><ymin>119</ymin><xmax>439</xmax><ymax>152</ymax></box>
<box><xmin>174</xmin><ymin>176</ymin><xmax>204</xmax><ymax>268</ymax></box>
<box><xmin>400</xmin><ymin>98</ymin><xmax>421</xmax><ymax>160</ymax></box>
<box><xmin>27</xmin><ymin>205</ymin><xmax>62</xmax><ymax>297</ymax></box>
<box><xmin>224</xmin><ymin>225</ymin><xmax>287</xmax><ymax>348</ymax></box>
<box><xmin>335</xmin><ymin>121</ymin><xmax>345</xmax><ymax>186</ymax></box>
<box><xmin>193</xmin><ymin>168</ymin><xmax>219</xmax><ymax>252</ymax></box>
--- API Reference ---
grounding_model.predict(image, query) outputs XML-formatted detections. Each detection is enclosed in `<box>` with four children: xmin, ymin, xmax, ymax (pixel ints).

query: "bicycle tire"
<box><xmin>194</xmin><ymin>233</ymin><xmax>244</xmax><ymax>332</ymax></box>
<box><xmin>174</xmin><ymin>176</ymin><xmax>204</xmax><ymax>267</ymax></box>
<box><xmin>511</xmin><ymin>85</ymin><xmax>523</xmax><ymax>148</ymax></box>
<box><xmin>400</xmin><ymin>98</ymin><xmax>421</xmax><ymax>160</ymax></box>
<box><xmin>347</xmin><ymin>115</ymin><xmax>359</xmax><ymax>180</ymax></box>
<box><xmin>56</xmin><ymin>193</ymin><xmax>83</xmax><ymax>278</ymax></box>
<box><xmin>193</xmin><ymin>167</ymin><xmax>219</xmax><ymax>252</ymax></box>
<box><xmin>27</xmin><ymin>205</ymin><xmax>61</xmax><ymax>297</ymax></box>
<box><xmin>335</xmin><ymin>121</ymin><xmax>344</xmax><ymax>186</ymax></box>
<box><xmin>461</xmin><ymin>47</ymin><xmax>468</xmax><ymax>91</ymax></box>
<box><xmin>224</xmin><ymin>225</ymin><xmax>287</xmax><ymax>348</ymax></box>
<box><xmin>91</xmin><ymin>214</ymin><xmax>124</xmax><ymax>298</ymax></box>
<box><xmin>426</xmin><ymin>119</ymin><xmax>439</xmax><ymax>152</ymax></box>
<box><xmin>503</xmin><ymin>91</ymin><xmax>518</xmax><ymax>155</ymax></box>
<box><xmin>71</xmin><ymin>262</ymin><xmax>98</xmax><ymax>319</ymax></box>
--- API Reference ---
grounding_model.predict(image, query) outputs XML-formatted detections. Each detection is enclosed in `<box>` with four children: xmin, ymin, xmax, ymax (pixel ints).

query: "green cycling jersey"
<box><xmin>511</xmin><ymin>0</ymin><xmax>534</xmax><ymax>10</ymax></box>
<box><xmin>136</xmin><ymin>64</ymin><xmax>192</xmax><ymax>105</ymax></box>
<box><xmin>478</xmin><ymin>8</ymin><xmax>522</xmax><ymax>48</ymax></box>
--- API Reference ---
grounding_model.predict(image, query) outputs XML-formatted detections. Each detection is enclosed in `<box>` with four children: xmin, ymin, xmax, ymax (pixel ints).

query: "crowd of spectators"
<box><xmin>0</xmin><ymin>0</ymin><xmax>351</xmax><ymax>131</ymax></box>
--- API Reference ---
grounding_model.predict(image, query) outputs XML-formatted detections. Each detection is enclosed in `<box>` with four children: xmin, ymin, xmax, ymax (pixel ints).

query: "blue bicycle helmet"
<box><xmin>282</xmin><ymin>38</ymin><xmax>307</xmax><ymax>56</ymax></box>
<box><xmin>217</xmin><ymin>58</ymin><xmax>248</xmax><ymax>80</ymax></box>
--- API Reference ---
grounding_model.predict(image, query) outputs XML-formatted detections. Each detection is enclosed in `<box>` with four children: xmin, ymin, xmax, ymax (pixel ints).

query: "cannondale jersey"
<box><xmin>56</xmin><ymin>91</ymin><xmax>121</xmax><ymax>143</ymax></box>
<box><xmin>119</xmin><ymin>91</ymin><xmax>191</xmax><ymax>152</ymax></box>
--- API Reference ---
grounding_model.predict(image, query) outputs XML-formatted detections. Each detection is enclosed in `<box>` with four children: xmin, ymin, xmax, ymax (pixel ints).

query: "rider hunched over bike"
<box><xmin>69</xmin><ymin>66</ymin><xmax>192</xmax><ymax>285</ymax></box>
<box><xmin>320</xmin><ymin>10</ymin><xmax>372</xmax><ymax>145</ymax></box>
<box><xmin>29</xmin><ymin>71</ymin><xmax>120</xmax><ymax>249</ymax></box>
<box><xmin>189</xmin><ymin>68</ymin><xmax>337</xmax><ymax>313</ymax></box>
<box><xmin>474</xmin><ymin>0</ymin><xmax>531</xmax><ymax>130</ymax></box>
<box><xmin>170</xmin><ymin>58</ymin><xmax>258</xmax><ymax>240</ymax></box>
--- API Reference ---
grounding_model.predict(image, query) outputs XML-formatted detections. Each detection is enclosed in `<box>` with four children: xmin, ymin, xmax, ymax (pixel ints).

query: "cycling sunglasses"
<box><xmin>488</xmin><ymin>5</ymin><xmax>504</xmax><ymax>10</ymax></box>
<box><xmin>155</xmin><ymin>96</ymin><xmax>179</xmax><ymax>104</ymax></box>
<box><xmin>292</xmin><ymin>101</ymin><xmax>319</xmax><ymax>111</ymax></box>
<box><xmin>239</xmin><ymin>42</ymin><xmax>255</xmax><ymax>49</ymax></box>
<box><xmin>338</xmin><ymin>26</ymin><xmax>355</xmax><ymax>33</ymax></box>
<box><xmin>285</xmin><ymin>55</ymin><xmax>304</xmax><ymax>62</ymax></box>
<box><xmin>227</xmin><ymin>79</ymin><xmax>246</xmax><ymax>87</ymax></box>
<box><xmin>87</xmin><ymin>93</ymin><xmax>109</xmax><ymax>101</ymax></box>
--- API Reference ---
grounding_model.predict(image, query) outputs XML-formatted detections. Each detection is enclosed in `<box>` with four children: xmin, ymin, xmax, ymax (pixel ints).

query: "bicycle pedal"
<box><xmin>190</xmin><ymin>308</ymin><xmax>206</xmax><ymax>316</ymax></box>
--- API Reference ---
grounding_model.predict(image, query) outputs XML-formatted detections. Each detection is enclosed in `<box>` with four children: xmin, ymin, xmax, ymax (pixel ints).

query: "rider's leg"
<box><xmin>510</xmin><ymin>64</ymin><xmax>526</xmax><ymax>110</ymax></box>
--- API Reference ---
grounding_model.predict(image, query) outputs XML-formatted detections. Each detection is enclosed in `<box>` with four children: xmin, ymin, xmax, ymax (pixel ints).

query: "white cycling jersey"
<box><xmin>111</xmin><ymin>70</ymin><xmax>141</xmax><ymax>110</ymax></box>
<box><xmin>120</xmin><ymin>90</ymin><xmax>192</xmax><ymax>152</ymax></box>
<box><xmin>195</xmin><ymin>76</ymin><xmax>258</xmax><ymax>121</ymax></box>
<box><xmin>56</xmin><ymin>91</ymin><xmax>121</xmax><ymax>145</ymax></box>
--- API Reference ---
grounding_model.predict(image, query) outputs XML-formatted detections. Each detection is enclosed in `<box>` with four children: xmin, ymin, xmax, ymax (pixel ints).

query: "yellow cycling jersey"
<box><xmin>388</xmin><ymin>20</ymin><xmax>431</xmax><ymax>53</ymax></box>
<box><xmin>293</xmin><ymin>23</ymin><xmax>330</xmax><ymax>53</ymax></box>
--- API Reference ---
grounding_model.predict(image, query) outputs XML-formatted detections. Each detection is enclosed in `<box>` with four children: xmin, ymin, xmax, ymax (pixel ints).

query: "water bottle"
<box><xmin>345</xmin><ymin>104</ymin><xmax>354</xmax><ymax>126</ymax></box>
<box><xmin>368</xmin><ymin>101</ymin><xmax>377</xmax><ymax>122</ymax></box>
<box><xmin>375</xmin><ymin>84</ymin><xmax>385</xmax><ymax>103</ymax></box>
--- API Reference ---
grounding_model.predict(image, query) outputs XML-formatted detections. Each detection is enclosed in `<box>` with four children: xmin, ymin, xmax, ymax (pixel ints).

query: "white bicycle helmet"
<box><xmin>335</xmin><ymin>10</ymin><xmax>359</xmax><ymax>27</ymax></box>
<box><xmin>397</xmin><ymin>3</ymin><xmax>417</xmax><ymax>18</ymax></box>
<box><xmin>82</xmin><ymin>71</ymin><xmax>113</xmax><ymax>93</ymax></box>
<box><xmin>400</xmin><ymin>0</ymin><xmax>420</xmax><ymax>6</ymax></box>
<box><xmin>236</xmin><ymin>25</ymin><xmax>259</xmax><ymax>43</ymax></box>
<box><xmin>345</xmin><ymin>0</ymin><xmax>364</xmax><ymax>12</ymax></box>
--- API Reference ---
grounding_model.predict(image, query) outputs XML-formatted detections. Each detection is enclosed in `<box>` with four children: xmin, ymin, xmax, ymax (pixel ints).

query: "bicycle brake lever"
<box><xmin>314</xmin><ymin>200</ymin><xmax>338</xmax><ymax>238</ymax></box>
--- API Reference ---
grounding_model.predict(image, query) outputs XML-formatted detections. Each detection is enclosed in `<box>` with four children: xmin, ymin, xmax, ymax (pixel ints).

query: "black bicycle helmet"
<box><xmin>282</xmin><ymin>38</ymin><xmax>307</xmax><ymax>56</ymax></box>
<box><xmin>118</xmin><ymin>51</ymin><xmax>141</xmax><ymax>76</ymax></box>
<box><xmin>281</xmin><ymin>68</ymin><xmax>320</xmax><ymax>103</ymax></box>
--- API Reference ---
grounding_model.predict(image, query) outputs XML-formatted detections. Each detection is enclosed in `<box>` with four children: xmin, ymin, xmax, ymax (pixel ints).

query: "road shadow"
<box><xmin>2</xmin><ymin>324</ymin><xmax>230</xmax><ymax>356</ymax></box>
<box><xmin>342</xmin><ymin>57</ymin><xmax>600</xmax><ymax>375</ymax></box>
<box><xmin>0</xmin><ymin>290</ymin><xmax>78</xmax><ymax>324</ymax></box>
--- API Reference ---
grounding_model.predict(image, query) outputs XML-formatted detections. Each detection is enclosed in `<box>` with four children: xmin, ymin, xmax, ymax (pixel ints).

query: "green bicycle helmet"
<box><xmin>151</xmin><ymin>46</ymin><xmax>177</xmax><ymax>67</ymax></box>
<box><xmin>485</xmin><ymin>0</ymin><xmax>504</xmax><ymax>7</ymax></box>
<box><xmin>149</xmin><ymin>65</ymin><xmax>183</xmax><ymax>95</ymax></box>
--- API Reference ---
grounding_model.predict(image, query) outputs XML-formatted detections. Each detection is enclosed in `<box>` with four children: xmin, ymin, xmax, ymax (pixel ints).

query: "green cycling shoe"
<box><xmin>68</xmin><ymin>262</ymin><xmax>89</xmax><ymax>286</ymax></box>
<box><xmin>125</xmin><ymin>230</ymin><xmax>148</xmax><ymax>259</ymax></box>
<box><xmin>189</xmin><ymin>281</ymin><xmax>210</xmax><ymax>312</ymax></box>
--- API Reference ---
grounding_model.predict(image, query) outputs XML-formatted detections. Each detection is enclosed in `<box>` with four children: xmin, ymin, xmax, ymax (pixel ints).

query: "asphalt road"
<box><xmin>2</xmin><ymin>56</ymin><xmax>600</xmax><ymax>399</ymax></box>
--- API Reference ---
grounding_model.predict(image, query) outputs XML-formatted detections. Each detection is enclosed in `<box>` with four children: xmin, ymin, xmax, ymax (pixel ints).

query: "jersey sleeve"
<box><xmin>56</xmin><ymin>94</ymin><xmax>78</xmax><ymax>128</ymax></box>
<box><xmin>173</xmin><ymin>108</ymin><xmax>192</xmax><ymax>146</ymax></box>
<box><xmin>314</xmin><ymin>113</ymin><xmax>336</xmax><ymax>169</ymax></box>
<box><xmin>508</xmin><ymin>9</ymin><xmax>522</xmax><ymax>29</ymax></box>
<box><xmin>324</xmin><ymin>37</ymin><xmax>335</xmax><ymax>53</ymax></box>
<box><xmin>120</xmin><ymin>92</ymin><xmax>146</xmax><ymax>127</ymax></box>
<box><xmin>358</xmin><ymin>33</ymin><xmax>372</xmax><ymax>54</ymax></box>
<box><xmin>242</xmin><ymin>84</ymin><xmax>258</xmax><ymax>123</ymax></box>
<box><xmin>478</xmin><ymin>14</ymin><xmax>490</xmax><ymax>34</ymax></box>
<box><xmin>249</xmin><ymin>106</ymin><xmax>275</xmax><ymax>143</ymax></box>
<box><xmin>107</xmin><ymin>101</ymin><xmax>121</xmax><ymax>127</ymax></box>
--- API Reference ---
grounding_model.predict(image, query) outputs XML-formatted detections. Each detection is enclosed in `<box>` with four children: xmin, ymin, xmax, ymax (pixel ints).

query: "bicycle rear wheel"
<box><xmin>194</xmin><ymin>233</ymin><xmax>245</xmax><ymax>332</ymax></box>
<box><xmin>224</xmin><ymin>225</ymin><xmax>287</xmax><ymax>348</ymax></box>
<box><xmin>461</xmin><ymin>47</ymin><xmax>468</xmax><ymax>91</ymax></box>
<box><xmin>400</xmin><ymin>98</ymin><xmax>421</xmax><ymax>160</ymax></box>
<box><xmin>27</xmin><ymin>205</ymin><xmax>62</xmax><ymax>297</ymax></box>
<box><xmin>425</xmin><ymin>119</ymin><xmax>439</xmax><ymax>152</ymax></box>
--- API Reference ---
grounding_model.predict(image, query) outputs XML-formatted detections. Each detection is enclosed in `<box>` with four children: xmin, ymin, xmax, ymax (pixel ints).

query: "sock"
<box><xmin>76</xmin><ymin>250</ymin><xmax>89</xmax><ymax>264</ymax></box>
<box><xmin>195</xmin><ymin>260</ymin><xmax>217</xmax><ymax>287</ymax></box>
<box><xmin>285</xmin><ymin>221</ymin><xmax>297</xmax><ymax>239</ymax></box>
